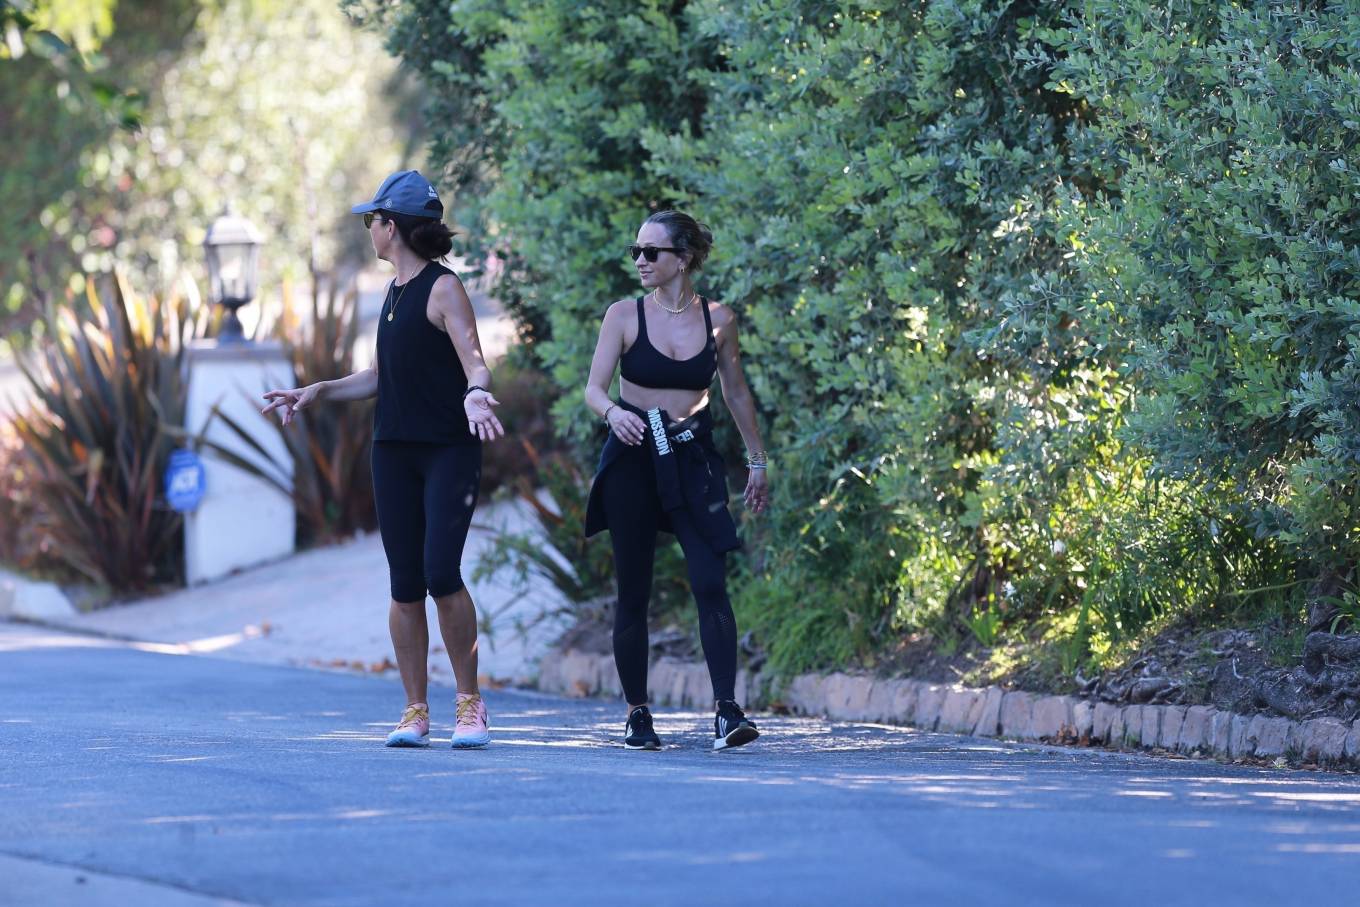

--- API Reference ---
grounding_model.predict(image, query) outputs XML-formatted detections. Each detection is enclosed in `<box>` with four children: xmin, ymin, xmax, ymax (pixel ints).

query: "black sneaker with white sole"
<box><xmin>624</xmin><ymin>706</ymin><xmax>662</xmax><ymax>750</ymax></box>
<box><xmin>713</xmin><ymin>700</ymin><xmax>759</xmax><ymax>751</ymax></box>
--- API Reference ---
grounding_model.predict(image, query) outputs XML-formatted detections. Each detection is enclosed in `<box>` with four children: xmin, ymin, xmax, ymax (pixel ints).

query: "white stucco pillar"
<box><xmin>183</xmin><ymin>341</ymin><xmax>296</xmax><ymax>584</ymax></box>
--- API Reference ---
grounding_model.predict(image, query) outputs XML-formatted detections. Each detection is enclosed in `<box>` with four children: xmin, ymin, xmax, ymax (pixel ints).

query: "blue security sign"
<box><xmin>165</xmin><ymin>448</ymin><xmax>207</xmax><ymax>513</ymax></box>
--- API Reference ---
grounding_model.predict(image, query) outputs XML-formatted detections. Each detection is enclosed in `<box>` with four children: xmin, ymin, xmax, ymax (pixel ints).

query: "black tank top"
<box><xmin>619</xmin><ymin>296</ymin><xmax>717</xmax><ymax>391</ymax></box>
<box><xmin>373</xmin><ymin>262</ymin><xmax>476</xmax><ymax>445</ymax></box>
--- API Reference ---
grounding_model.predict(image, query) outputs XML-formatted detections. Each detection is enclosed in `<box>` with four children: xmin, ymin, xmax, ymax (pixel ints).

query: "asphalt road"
<box><xmin>3</xmin><ymin>623</ymin><xmax>1360</xmax><ymax>907</ymax></box>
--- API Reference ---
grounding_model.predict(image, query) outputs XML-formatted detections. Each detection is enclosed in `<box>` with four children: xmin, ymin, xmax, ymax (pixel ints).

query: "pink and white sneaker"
<box><xmin>385</xmin><ymin>702</ymin><xmax>430</xmax><ymax>748</ymax></box>
<box><xmin>451</xmin><ymin>692</ymin><xmax>490</xmax><ymax>748</ymax></box>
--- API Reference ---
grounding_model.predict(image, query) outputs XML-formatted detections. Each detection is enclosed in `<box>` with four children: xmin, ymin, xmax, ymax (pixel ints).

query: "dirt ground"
<box><xmin>558</xmin><ymin>611</ymin><xmax>1360</xmax><ymax>725</ymax></box>
<box><xmin>884</xmin><ymin>617</ymin><xmax>1360</xmax><ymax>724</ymax></box>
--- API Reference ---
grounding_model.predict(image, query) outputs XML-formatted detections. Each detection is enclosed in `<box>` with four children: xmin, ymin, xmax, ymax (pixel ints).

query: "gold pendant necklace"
<box><xmin>650</xmin><ymin>291</ymin><xmax>695</xmax><ymax>316</ymax></box>
<box><xmin>385</xmin><ymin>282</ymin><xmax>407</xmax><ymax>322</ymax></box>
<box><xmin>385</xmin><ymin>266</ymin><xmax>423</xmax><ymax>322</ymax></box>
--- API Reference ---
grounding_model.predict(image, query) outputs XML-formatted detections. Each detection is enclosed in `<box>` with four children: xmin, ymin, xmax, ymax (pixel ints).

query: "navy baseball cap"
<box><xmin>350</xmin><ymin>170</ymin><xmax>444</xmax><ymax>218</ymax></box>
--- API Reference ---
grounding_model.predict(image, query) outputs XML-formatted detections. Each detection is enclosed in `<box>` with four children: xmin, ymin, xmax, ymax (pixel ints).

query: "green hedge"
<box><xmin>1048</xmin><ymin>1</ymin><xmax>1360</xmax><ymax>629</ymax></box>
<box><xmin>376</xmin><ymin>0</ymin><xmax>1360</xmax><ymax>674</ymax></box>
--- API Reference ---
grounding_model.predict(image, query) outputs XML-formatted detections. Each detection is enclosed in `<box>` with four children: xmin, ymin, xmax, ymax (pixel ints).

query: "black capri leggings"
<box><xmin>371</xmin><ymin>441</ymin><xmax>481</xmax><ymax>603</ymax></box>
<box><xmin>601</xmin><ymin>444</ymin><xmax>738</xmax><ymax>705</ymax></box>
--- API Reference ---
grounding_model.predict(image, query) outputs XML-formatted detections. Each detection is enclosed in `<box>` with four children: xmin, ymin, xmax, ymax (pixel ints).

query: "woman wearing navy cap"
<box><xmin>584</xmin><ymin>210</ymin><xmax>770</xmax><ymax>751</ymax></box>
<box><xmin>262</xmin><ymin>170</ymin><xmax>504</xmax><ymax>749</ymax></box>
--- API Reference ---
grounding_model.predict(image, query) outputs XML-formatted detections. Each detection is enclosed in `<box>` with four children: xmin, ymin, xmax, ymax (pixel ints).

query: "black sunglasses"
<box><xmin>363</xmin><ymin>212</ymin><xmax>384</xmax><ymax>229</ymax></box>
<box><xmin>628</xmin><ymin>244</ymin><xmax>682</xmax><ymax>263</ymax></box>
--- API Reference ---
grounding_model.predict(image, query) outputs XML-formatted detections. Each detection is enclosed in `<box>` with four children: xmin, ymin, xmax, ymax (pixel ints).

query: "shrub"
<box><xmin>473</xmin><ymin>451</ymin><xmax>615</xmax><ymax>616</ymax></box>
<box><xmin>0</xmin><ymin>420</ymin><xmax>59</xmax><ymax>576</ymax></box>
<box><xmin>383</xmin><ymin>0</ymin><xmax>1105</xmax><ymax>674</ymax></box>
<box><xmin>10</xmin><ymin>272</ymin><xmax>206</xmax><ymax>592</ymax></box>
<box><xmin>1047</xmin><ymin>1</ymin><xmax>1357</xmax><ymax>624</ymax></box>
<box><xmin>473</xmin><ymin>439</ymin><xmax>697</xmax><ymax>640</ymax></box>
<box><xmin>381</xmin><ymin>0</ymin><xmax>1360</xmax><ymax>680</ymax></box>
<box><xmin>478</xmin><ymin>349</ymin><xmax>565</xmax><ymax>495</ymax></box>
<box><xmin>273</xmin><ymin>277</ymin><xmax>378</xmax><ymax>545</ymax></box>
<box><xmin>646</xmin><ymin>0</ymin><xmax>1107</xmax><ymax>671</ymax></box>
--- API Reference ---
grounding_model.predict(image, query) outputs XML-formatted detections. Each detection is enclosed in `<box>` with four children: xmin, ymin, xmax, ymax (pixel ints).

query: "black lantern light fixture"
<box><xmin>203</xmin><ymin>209</ymin><xmax>262</xmax><ymax>343</ymax></box>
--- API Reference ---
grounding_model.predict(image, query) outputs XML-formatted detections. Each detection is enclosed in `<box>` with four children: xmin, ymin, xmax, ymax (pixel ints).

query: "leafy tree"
<box><xmin>375</xmin><ymin>0</ymin><xmax>1108</xmax><ymax>670</ymax></box>
<box><xmin>643</xmin><ymin>0</ymin><xmax>1116</xmax><ymax>670</ymax></box>
<box><xmin>376</xmin><ymin>0</ymin><xmax>1360</xmax><ymax>677</ymax></box>
<box><xmin>365</xmin><ymin>0</ymin><xmax>715</xmax><ymax>408</ymax></box>
<box><xmin>1048</xmin><ymin>1</ymin><xmax>1360</xmax><ymax>628</ymax></box>
<box><xmin>1</xmin><ymin>0</ymin><xmax>203</xmax><ymax>334</ymax></box>
<box><xmin>4</xmin><ymin>0</ymin><xmax>415</xmax><ymax>340</ymax></box>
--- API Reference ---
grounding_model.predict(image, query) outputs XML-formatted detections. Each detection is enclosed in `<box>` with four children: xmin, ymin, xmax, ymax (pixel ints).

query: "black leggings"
<box><xmin>371</xmin><ymin>441</ymin><xmax>481</xmax><ymax>603</ymax></box>
<box><xmin>601</xmin><ymin>444</ymin><xmax>738</xmax><ymax>705</ymax></box>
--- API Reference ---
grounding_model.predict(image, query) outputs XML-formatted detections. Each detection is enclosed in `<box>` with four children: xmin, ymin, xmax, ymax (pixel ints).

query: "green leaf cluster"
<box><xmin>5</xmin><ymin>0</ymin><xmax>414</xmax><ymax>341</ymax></box>
<box><xmin>1</xmin><ymin>0</ymin><xmax>203</xmax><ymax>332</ymax></box>
<box><xmin>1047</xmin><ymin>1</ymin><xmax>1360</xmax><ymax>626</ymax></box>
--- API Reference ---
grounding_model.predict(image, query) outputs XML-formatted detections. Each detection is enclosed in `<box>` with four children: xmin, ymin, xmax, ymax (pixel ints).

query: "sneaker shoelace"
<box><xmin>397</xmin><ymin>704</ymin><xmax>429</xmax><ymax>730</ymax></box>
<box><xmin>719</xmin><ymin>707</ymin><xmax>748</xmax><ymax>731</ymax></box>
<box><xmin>455</xmin><ymin>695</ymin><xmax>483</xmax><ymax>728</ymax></box>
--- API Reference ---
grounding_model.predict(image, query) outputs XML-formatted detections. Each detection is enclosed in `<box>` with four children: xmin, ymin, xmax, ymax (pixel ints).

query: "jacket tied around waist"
<box><xmin>584</xmin><ymin>400</ymin><xmax>741</xmax><ymax>555</ymax></box>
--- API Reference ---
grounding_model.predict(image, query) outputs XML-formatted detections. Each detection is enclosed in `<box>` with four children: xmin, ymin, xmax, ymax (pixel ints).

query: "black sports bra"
<box><xmin>619</xmin><ymin>295</ymin><xmax>717</xmax><ymax>391</ymax></box>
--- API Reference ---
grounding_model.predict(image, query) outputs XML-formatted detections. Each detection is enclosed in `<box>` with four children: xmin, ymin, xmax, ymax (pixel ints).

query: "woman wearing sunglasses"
<box><xmin>261</xmin><ymin>170</ymin><xmax>504</xmax><ymax>750</ymax></box>
<box><xmin>584</xmin><ymin>210</ymin><xmax>770</xmax><ymax>751</ymax></box>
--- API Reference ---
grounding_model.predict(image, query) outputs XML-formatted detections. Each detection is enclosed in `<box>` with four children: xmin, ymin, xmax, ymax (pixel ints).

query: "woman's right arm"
<box><xmin>585</xmin><ymin>301</ymin><xmax>645</xmax><ymax>446</ymax></box>
<box><xmin>316</xmin><ymin>367</ymin><xmax>379</xmax><ymax>402</ymax></box>
<box><xmin>261</xmin><ymin>366</ymin><xmax>377</xmax><ymax>426</ymax></box>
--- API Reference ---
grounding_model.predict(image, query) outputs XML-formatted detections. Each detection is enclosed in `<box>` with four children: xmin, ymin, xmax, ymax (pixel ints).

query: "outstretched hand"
<box><xmin>465</xmin><ymin>389</ymin><xmax>505</xmax><ymax>441</ymax></box>
<box><xmin>261</xmin><ymin>384</ymin><xmax>320</xmax><ymax>427</ymax></box>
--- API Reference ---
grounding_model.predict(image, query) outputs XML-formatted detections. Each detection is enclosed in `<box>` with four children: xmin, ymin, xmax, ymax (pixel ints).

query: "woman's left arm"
<box><xmin>712</xmin><ymin>305</ymin><xmax>769</xmax><ymax>515</ymax></box>
<box><xmin>430</xmin><ymin>273</ymin><xmax>504</xmax><ymax>441</ymax></box>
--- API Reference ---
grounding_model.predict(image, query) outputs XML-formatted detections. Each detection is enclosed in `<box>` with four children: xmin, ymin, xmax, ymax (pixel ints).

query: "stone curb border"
<box><xmin>537</xmin><ymin>649</ymin><xmax>1360</xmax><ymax>771</ymax></box>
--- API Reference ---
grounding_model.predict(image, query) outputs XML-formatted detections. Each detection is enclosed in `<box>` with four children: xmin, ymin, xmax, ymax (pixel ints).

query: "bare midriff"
<box><xmin>619</xmin><ymin>379</ymin><xmax>710</xmax><ymax>422</ymax></box>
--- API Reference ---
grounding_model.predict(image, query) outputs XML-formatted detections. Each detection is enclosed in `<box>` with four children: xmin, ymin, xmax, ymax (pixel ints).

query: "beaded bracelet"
<box><xmin>463</xmin><ymin>384</ymin><xmax>488</xmax><ymax>400</ymax></box>
<box><xmin>602</xmin><ymin>403</ymin><xmax>619</xmax><ymax>424</ymax></box>
<box><xmin>746</xmin><ymin>449</ymin><xmax>768</xmax><ymax>468</ymax></box>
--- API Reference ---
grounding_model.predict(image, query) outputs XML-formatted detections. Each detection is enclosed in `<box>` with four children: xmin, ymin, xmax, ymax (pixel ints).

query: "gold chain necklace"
<box><xmin>650</xmin><ymin>290</ymin><xmax>695</xmax><ymax>316</ymax></box>
<box><xmin>385</xmin><ymin>265</ymin><xmax>426</xmax><ymax>322</ymax></box>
